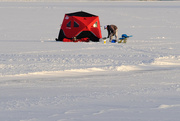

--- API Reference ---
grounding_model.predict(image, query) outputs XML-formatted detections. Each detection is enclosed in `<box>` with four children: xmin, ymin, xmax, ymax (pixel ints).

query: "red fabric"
<box><xmin>63</xmin><ymin>38</ymin><xmax>89</xmax><ymax>42</ymax></box>
<box><xmin>60</xmin><ymin>14</ymin><xmax>102</xmax><ymax>41</ymax></box>
<box><xmin>63</xmin><ymin>38</ymin><xmax>72</xmax><ymax>42</ymax></box>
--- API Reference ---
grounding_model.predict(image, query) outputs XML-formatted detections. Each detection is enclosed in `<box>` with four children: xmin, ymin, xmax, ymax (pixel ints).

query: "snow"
<box><xmin>0</xmin><ymin>1</ymin><xmax>180</xmax><ymax>121</ymax></box>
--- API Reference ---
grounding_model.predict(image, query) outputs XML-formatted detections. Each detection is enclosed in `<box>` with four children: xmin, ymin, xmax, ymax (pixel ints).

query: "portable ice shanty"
<box><xmin>56</xmin><ymin>11</ymin><xmax>102</xmax><ymax>42</ymax></box>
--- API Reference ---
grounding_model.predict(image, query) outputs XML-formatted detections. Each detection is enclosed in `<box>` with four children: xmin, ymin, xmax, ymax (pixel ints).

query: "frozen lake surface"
<box><xmin>0</xmin><ymin>1</ymin><xmax>180</xmax><ymax>121</ymax></box>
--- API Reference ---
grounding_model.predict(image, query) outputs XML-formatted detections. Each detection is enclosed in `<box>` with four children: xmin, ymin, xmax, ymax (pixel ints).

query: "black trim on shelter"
<box><xmin>56</xmin><ymin>30</ymin><xmax>100</xmax><ymax>42</ymax></box>
<box><xmin>76</xmin><ymin>31</ymin><xmax>99</xmax><ymax>42</ymax></box>
<box><xmin>56</xmin><ymin>29</ymin><xmax>65</xmax><ymax>41</ymax></box>
<box><xmin>66</xmin><ymin>11</ymin><xmax>97</xmax><ymax>17</ymax></box>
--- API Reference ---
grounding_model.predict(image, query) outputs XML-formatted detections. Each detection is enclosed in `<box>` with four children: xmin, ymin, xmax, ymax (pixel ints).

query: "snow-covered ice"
<box><xmin>0</xmin><ymin>1</ymin><xmax>180</xmax><ymax>121</ymax></box>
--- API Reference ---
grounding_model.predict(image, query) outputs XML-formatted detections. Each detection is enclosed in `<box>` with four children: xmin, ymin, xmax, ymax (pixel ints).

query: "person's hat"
<box><xmin>104</xmin><ymin>25</ymin><xmax>107</xmax><ymax>29</ymax></box>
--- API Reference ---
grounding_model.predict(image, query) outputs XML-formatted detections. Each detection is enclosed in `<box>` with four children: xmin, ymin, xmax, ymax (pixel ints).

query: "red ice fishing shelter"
<box><xmin>56</xmin><ymin>11</ymin><xmax>102</xmax><ymax>42</ymax></box>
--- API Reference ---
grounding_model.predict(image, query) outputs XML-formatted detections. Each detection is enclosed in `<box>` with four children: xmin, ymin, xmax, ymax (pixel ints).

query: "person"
<box><xmin>104</xmin><ymin>25</ymin><xmax>118</xmax><ymax>42</ymax></box>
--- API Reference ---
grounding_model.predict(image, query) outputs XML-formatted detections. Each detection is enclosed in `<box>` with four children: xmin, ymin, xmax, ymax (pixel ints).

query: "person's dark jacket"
<box><xmin>107</xmin><ymin>25</ymin><xmax>118</xmax><ymax>38</ymax></box>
